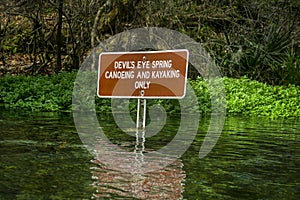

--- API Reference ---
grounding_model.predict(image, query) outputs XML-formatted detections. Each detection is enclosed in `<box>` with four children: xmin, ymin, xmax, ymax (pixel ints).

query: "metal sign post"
<box><xmin>136</xmin><ymin>90</ymin><xmax>147</xmax><ymax>130</ymax></box>
<box><xmin>142</xmin><ymin>98</ymin><xmax>147</xmax><ymax>128</ymax></box>
<box><xmin>136</xmin><ymin>98</ymin><xmax>141</xmax><ymax>129</ymax></box>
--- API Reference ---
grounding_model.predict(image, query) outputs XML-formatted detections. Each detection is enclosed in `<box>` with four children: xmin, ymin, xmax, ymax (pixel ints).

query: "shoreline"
<box><xmin>1</xmin><ymin>72</ymin><xmax>299</xmax><ymax>118</ymax></box>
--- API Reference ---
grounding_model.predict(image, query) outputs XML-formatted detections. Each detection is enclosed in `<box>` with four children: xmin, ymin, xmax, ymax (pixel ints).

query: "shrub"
<box><xmin>1</xmin><ymin>72</ymin><xmax>300</xmax><ymax>118</ymax></box>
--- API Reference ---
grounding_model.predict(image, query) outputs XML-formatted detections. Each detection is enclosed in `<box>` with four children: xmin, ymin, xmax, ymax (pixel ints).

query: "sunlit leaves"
<box><xmin>1</xmin><ymin>72</ymin><xmax>300</xmax><ymax>118</ymax></box>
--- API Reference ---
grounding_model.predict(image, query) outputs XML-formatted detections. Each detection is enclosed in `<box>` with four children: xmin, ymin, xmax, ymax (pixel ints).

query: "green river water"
<box><xmin>1</xmin><ymin>109</ymin><xmax>299</xmax><ymax>199</ymax></box>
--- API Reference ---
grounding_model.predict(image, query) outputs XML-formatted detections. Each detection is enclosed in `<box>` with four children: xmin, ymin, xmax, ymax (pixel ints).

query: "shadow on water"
<box><xmin>1</xmin><ymin>109</ymin><xmax>300</xmax><ymax>199</ymax></box>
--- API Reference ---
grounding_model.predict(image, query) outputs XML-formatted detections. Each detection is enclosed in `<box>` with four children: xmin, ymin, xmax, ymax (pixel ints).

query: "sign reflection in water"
<box><xmin>91</xmin><ymin>130</ymin><xmax>186</xmax><ymax>199</ymax></box>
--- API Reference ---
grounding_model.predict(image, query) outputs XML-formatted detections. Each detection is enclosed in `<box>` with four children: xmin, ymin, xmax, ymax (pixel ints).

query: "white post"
<box><xmin>136</xmin><ymin>98</ymin><xmax>141</xmax><ymax>129</ymax></box>
<box><xmin>142</xmin><ymin>99</ymin><xmax>147</xmax><ymax>129</ymax></box>
<box><xmin>137</xmin><ymin>90</ymin><xmax>146</xmax><ymax>130</ymax></box>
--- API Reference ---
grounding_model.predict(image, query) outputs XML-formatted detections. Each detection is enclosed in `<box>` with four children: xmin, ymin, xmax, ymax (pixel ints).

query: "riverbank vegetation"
<box><xmin>1</xmin><ymin>72</ymin><xmax>299</xmax><ymax>118</ymax></box>
<box><xmin>1</xmin><ymin>1</ymin><xmax>300</xmax><ymax>118</ymax></box>
<box><xmin>1</xmin><ymin>0</ymin><xmax>300</xmax><ymax>85</ymax></box>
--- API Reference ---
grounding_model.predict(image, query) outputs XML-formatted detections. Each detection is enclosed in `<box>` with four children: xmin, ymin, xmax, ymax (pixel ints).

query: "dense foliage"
<box><xmin>1</xmin><ymin>72</ymin><xmax>299</xmax><ymax>118</ymax></box>
<box><xmin>0</xmin><ymin>72</ymin><xmax>76</xmax><ymax>111</ymax></box>
<box><xmin>1</xmin><ymin>0</ymin><xmax>300</xmax><ymax>85</ymax></box>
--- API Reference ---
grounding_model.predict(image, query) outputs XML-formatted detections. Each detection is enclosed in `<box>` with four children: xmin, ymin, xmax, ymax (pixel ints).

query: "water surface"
<box><xmin>1</xmin><ymin>110</ymin><xmax>299</xmax><ymax>199</ymax></box>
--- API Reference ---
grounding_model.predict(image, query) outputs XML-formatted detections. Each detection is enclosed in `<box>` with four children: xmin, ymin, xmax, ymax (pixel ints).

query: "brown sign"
<box><xmin>97</xmin><ymin>49</ymin><xmax>189</xmax><ymax>99</ymax></box>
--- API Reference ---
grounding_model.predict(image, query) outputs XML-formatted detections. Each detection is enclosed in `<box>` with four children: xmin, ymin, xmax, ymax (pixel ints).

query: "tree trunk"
<box><xmin>56</xmin><ymin>0</ymin><xmax>63</xmax><ymax>73</ymax></box>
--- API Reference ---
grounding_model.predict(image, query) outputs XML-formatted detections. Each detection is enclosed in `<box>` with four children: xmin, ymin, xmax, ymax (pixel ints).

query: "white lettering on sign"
<box><xmin>98</xmin><ymin>49</ymin><xmax>188</xmax><ymax>98</ymax></box>
<box><xmin>135</xmin><ymin>81</ymin><xmax>151</xmax><ymax>89</ymax></box>
<box><xmin>114</xmin><ymin>61</ymin><xmax>135</xmax><ymax>69</ymax></box>
<box><xmin>151</xmin><ymin>60</ymin><xmax>172</xmax><ymax>68</ymax></box>
<box><xmin>137</xmin><ymin>61</ymin><xmax>151</xmax><ymax>69</ymax></box>
<box><xmin>105</xmin><ymin>70</ymin><xmax>135</xmax><ymax>79</ymax></box>
<box><xmin>136</xmin><ymin>71</ymin><xmax>150</xmax><ymax>79</ymax></box>
<box><xmin>151</xmin><ymin>69</ymin><xmax>180</xmax><ymax>79</ymax></box>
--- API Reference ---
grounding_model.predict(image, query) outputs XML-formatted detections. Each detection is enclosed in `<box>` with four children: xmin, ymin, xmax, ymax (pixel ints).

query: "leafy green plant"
<box><xmin>278</xmin><ymin>51</ymin><xmax>300</xmax><ymax>85</ymax></box>
<box><xmin>223</xmin><ymin>76</ymin><xmax>300</xmax><ymax>118</ymax></box>
<box><xmin>238</xmin><ymin>25</ymin><xmax>292</xmax><ymax>84</ymax></box>
<box><xmin>1</xmin><ymin>72</ymin><xmax>300</xmax><ymax>118</ymax></box>
<box><xmin>0</xmin><ymin>72</ymin><xmax>76</xmax><ymax>111</ymax></box>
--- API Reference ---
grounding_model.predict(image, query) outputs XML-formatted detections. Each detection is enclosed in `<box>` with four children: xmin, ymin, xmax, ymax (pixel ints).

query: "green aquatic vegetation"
<box><xmin>222</xmin><ymin>77</ymin><xmax>300</xmax><ymax>118</ymax></box>
<box><xmin>0</xmin><ymin>72</ymin><xmax>76</xmax><ymax>111</ymax></box>
<box><xmin>1</xmin><ymin>72</ymin><xmax>300</xmax><ymax>118</ymax></box>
